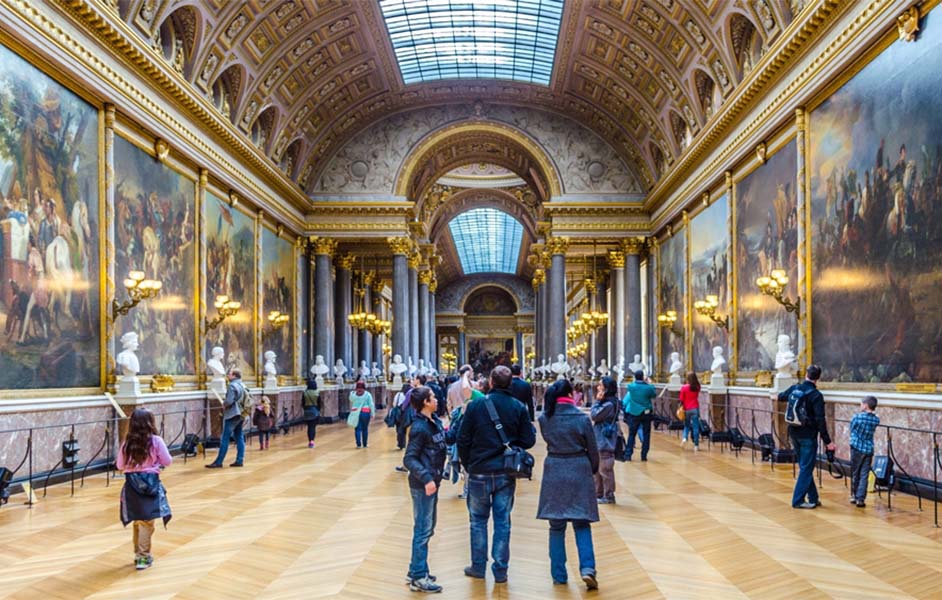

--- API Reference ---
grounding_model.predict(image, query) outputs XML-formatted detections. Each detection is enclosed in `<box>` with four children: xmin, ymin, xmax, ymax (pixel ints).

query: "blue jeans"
<box><xmin>467</xmin><ymin>473</ymin><xmax>516</xmax><ymax>578</ymax></box>
<box><xmin>355</xmin><ymin>411</ymin><xmax>371</xmax><ymax>447</ymax></box>
<box><xmin>213</xmin><ymin>416</ymin><xmax>245</xmax><ymax>465</ymax></box>
<box><xmin>408</xmin><ymin>487</ymin><xmax>439</xmax><ymax>580</ymax></box>
<box><xmin>791</xmin><ymin>435</ymin><xmax>819</xmax><ymax>507</ymax></box>
<box><xmin>548</xmin><ymin>520</ymin><xmax>596</xmax><ymax>583</ymax></box>
<box><xmin>683</xmin><ymin>408</ymin><xmax>700</xmax><ymax>446</ymax></box>
<box><xmin>625</xmin><ymin>413</ymin><xmax>651</xmax><ymax>460</ymax></box>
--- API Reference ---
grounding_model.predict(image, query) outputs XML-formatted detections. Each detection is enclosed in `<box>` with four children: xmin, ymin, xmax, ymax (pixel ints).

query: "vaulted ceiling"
<box><xmin>121</xmin><ymin>0</ymin><xmax>796</xmax><ymax>196</ymax></box>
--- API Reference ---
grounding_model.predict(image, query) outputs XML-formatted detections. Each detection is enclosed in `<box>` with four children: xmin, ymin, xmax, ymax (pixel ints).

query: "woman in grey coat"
<box><xmin>537</xmin><ymin>379</ymin><xmax>600</xmax><ymax>590</ymax></box>
<box><xmin>590</xmin><ymin>377</ymin><xmax>620</xmax><ymax>504</ymax></box>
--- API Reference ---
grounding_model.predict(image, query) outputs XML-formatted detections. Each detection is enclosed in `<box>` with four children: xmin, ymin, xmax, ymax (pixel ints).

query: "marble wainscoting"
<box><xmin>723</xmin><ymin>390</ymin><xmax>776</xmax><ymax>439</ymax></box>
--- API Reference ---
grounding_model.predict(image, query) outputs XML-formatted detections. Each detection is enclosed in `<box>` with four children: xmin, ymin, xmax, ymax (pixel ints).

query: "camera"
<box><xmin>825</xmin><ymin>448</ymin><xmax>836</xmax><ymax>463</ymax></box>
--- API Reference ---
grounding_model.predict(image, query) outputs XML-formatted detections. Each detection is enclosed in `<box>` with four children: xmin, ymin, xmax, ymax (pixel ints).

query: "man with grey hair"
<box><xmin>206</xmin><ymin>368</ymin><xmax>247</xmax><ymax>468</ymax></box>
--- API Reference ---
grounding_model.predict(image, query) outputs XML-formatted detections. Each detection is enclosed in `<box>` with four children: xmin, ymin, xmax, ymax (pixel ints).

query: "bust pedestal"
<box><xmin>709</xmin><ymin>372</ymin><xmax>727</xmax><ymax>393</ymax></box>
<box><xmin>667</xmin><ymin>373</ymin><xmax>682</xmax><ymax>391</ymax></box>
<box><xmin>770</xmin><ymin>374</ymin><xmax>797</xmax><ymax>463</ymax></box>
<box><xmin>209</xmin><ymin>377</ymin><xmax>227</xmax><ymax>396</ymax></box>
<box><xmin>314</xmin><ymin>375</ymin><xmax>325</xmax><ymax>389</ymax></box>
<box><xmin>264</xmin><ymin>375</ymin><xmax>279</xmax><ymax>394</ymax></box>
<box><xmin>116</xmin><ymin>376</ymin><xmax>142</xmax><ymax>402</ymax></box>
<box><xmin>392</xmin><ymin>375</ymin><xmax>403</xmax><ymax>388</ymax></box>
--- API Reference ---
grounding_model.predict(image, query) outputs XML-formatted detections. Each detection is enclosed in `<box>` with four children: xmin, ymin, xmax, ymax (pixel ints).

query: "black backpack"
<box><xmin>872</xmin><ymin>455</ymin><xmax>894</xmax><ymax>487</ymax></box>
<box><xmin>784</xmin><ymin>386</ymin><xmax>812</xmax><ymax>426</ymax></box>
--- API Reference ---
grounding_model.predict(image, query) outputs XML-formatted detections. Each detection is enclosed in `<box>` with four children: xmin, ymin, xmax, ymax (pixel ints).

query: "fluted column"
<box><xmin>408</xmin><ymin>250</ymin><xmax>420</xmax><ymax>366</ymax></box>
<box><xmin>371</xmin><ymin>282</ymin><xmax>384</xmax><ymax>370</ymax></box>
<box><xmin>418</xmin><ymin>270</ymin><xmax>431</xmax><ymax>365</ymax></box>
<box><xmin>595</xmin><ymin>274</ymin><xmax>608</xmax><ymax>364</ymax></box>
<box><xmin>388</xmin><ymin>238</ymin><xmax>411</xmax><ymax>361</ymax></box>
<box><xmin>458</xmin><ymin>326</ymin><xmax>467</xmax><ymax>367</ymax></box>
<box><xmin>531</xmin><ymin>271</ymin><xmax>543</xmax><ymax>367</ymax></box>
<box><xmin>334</xmin><ymin>254</ymin><xmax>355</xmax><ymax>375</ymax></box>
<box><xmin>546</xmin><ymin>237</ymin><xmax>569</xmax><ymax>360</ymax></box>
<box><xmin>624</xmin><ymin>238</ymin><xmax>644</xmax><ymax>362</ymax></box>
<box><xmin>358</xmin><ymin>274</ymin><xmax>373</xmax><ymax>369</ymax></box>
<box><xmin>608</xmin><ymin>250</ymin><xmax>626</xmax><ymax>364</ymax></box>
<box><xmin>429</xmin><ymin>277</ymin><xmax>438</xmax><ymax>369</ymax></box>
<box><xmin>312</xmin><ymin>238</ymin><xmax>337</xmax><ymax>366</ymax></box>
<box><xmin>795</xmin><ymin>108</ymin><xmax>809</xmax><ymax>367</ymax></box>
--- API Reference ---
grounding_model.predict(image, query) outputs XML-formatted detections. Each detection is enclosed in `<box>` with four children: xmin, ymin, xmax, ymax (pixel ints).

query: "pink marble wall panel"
<box><xmin>727</xmin><ymin>394</ymin><xmax>774</xmax><ymax>438</ymax></box>
<box><xmin>149</xmin><ymin>399</ymin><xmax>209</xmax><ymax>446</ymax></box>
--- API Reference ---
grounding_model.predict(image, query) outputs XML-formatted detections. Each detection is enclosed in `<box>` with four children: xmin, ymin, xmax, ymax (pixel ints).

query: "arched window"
<box><xmin>448</xmin><ymin>208</ymin><xmax>523</xmax><ymax>275</ymax></box>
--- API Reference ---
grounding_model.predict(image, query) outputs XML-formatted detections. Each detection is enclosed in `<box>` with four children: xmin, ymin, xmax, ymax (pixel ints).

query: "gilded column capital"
<box><xmin>362</xmin><ymin>271</ymin><xmax>376</xmax><ymax>286</ymax></box>
<box><xmin>532</xmin><ymin>268</ymin><xmax>545</xmax><ymax>289</ymax></box>
<box><xmin>584</xmin><ymin>277</ymin><xmax>597</xmax><ymax>294</ymax></box>
<box><xmin>386</xmin><ymin>236</ymin><xmax>413</xmax><ymax>256</ymax></box>
<box><xmin>607</xmin><ymin>250</ymin><xmax>625</xmax><ymax>269</ymax></box>
<box><xmin>418</xmin><ymin>269</ymin><xmax>434</xmax><ymax>286</ymax></box>
<box><xmin>336</xmin><ymin>253</ymin><xmax>356</xmax><ymax>270</ymax></box>
<box><xmin>621</xmin><ymin>237</ymin><xmax>644</xmax><ymax>255</ymax></box>
<box><xmin>310</xmin><ymin>236</ymin><xmax>338</xmax><ymax>256</ymax></box>
<box><xmin>546</xmin><ymin>236</ymin><xmax>570</xmax><ymax>256</ymax></box>
<box><xmin>407</xmin><ymin>249</ymin><xmax>422</xmax><ymax>270</ymax></box>
<box><xmin>428</xmin><ymin>277</ymin><xmax>438</xmax><ymax>294</ymax></box>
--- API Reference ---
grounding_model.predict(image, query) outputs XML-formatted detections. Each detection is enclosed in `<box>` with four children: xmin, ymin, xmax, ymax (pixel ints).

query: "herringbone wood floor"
<box><xmin>1</xmin><ymin>414</ymin><xmax>941</xmax><ymax>599</ymax></box>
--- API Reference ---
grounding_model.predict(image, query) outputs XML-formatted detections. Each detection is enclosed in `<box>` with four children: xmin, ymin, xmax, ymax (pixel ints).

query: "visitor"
<box><xmin>349</xmin><ymin>380</ymin><xmax>375</xmax><ymax>449</ymax></box>
<box><xmin>456</xmin><ymin>365</ymin><xmax>536</xmax><ymax>583</ymax></box>
<box><xmin>446</xmin><ymin>365</ymin><xmax>472</xmax><ymax>413</ymax></box>
<box><xmin>680</xmin><ymin>372</ymin><xmax>702</xmax><ymax>451</ymax></box>
<box><xmin>622</xmin><ymin>370</ymin><xmax>656</xmax><ymax>461</ymax></box>
<box><xmin>510</xmin><ymin>364</ymin><xmax>535</xmax><ymax>421</ymax></box>
<box><xmin>302</xmin><ymin>379</ymin><xmax>321</xmax><ymax>448</ymax></box>
<box><xmin>572</xmin><ymin>382</ymin><xmax>584</xmax><ymax>406</ymax></box>
<box><xmin>427</xmin><ymin>377</ymin><xmax>445</xmax><ymax>418</ymax></box>
<box><xmin>777</xmin><ymin>364</ymin><xmax>835</xmax><ymax>509</ymax></box>
<box><xmin>117</xmin><ymin>408</ymin><xmax>172</xmax><ymax>571</ymax></box>
<box><xmin>537</xmin><ymin>379</ymin><xmax>600</xmax><ymax>590</ymax></box>
<box><xmin>206</xmin><ymin>368</ymin><xmax>247</xmax><ymax>468</ymax></box>
<box><xmin>252</xmin><ymin>396</ymin><xmax>275</xmax><ymax>450</ymax></box>
<box><xmin>396</xmin><ymin>378</ymin><xmax>423</xmax><ymax>471</ymax></box>
<box><xmin>403</xmin><ymin>386</ymin><xmax>447</xmax><ymax>593</ymax></box>
<box><xmin>590</xmin><ymin>376</ymin><xmax>620</xmax><ymax>504</ymax></box>
<box><xmin>849</xmin><ymin>395</ymin><xmax>880</xmax><ymax>508</ymax></box>
<box><xmin>394</xmin><ymin>382</ymin><xmax>412</xmax><ymax>450</ymax></box>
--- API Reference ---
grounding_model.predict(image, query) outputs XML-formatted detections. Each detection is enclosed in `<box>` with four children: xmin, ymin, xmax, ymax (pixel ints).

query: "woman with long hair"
<box><xmin>680</xmin><ymin>372</ymin><xmax>702</xmax><ymax>451</ymax></box>
<box><xmin>590</xmin><ymin>376</ymin><xmax>621</xmax><ymax>504</ymax></box>
<box><xmin>537</xmin><ymin>379</ymin><xmax>601</xmax><ymax>590</ymax></box>
<box><xmin>117</xmin><ymin>408</ymin><xmax>172</xmax><ymax>570</ymax></box>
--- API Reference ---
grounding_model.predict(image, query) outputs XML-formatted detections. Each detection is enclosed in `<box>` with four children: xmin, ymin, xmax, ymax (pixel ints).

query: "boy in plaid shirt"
<box><xmin>849</xmin><ymin>396</ymin><xmax>880</xmax><ymax>507</ymax></box>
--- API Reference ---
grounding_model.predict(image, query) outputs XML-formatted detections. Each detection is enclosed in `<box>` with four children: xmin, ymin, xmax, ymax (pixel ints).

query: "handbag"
<box><xmin>346</xmin><ymin>406</ymin><xmax>361</xmax><ymax>428</ymax></box>
<box><xmin>604</xmin><ymin>403</ymin><xmax>628</xmax><ymax>462</ymax></box>
<box><xmin>483</xmin><ymin>397</ymin><xmax>534</xmax><ymax>480</ymax></box>
<box><xmin>676</xmin><ymin>405</ymin><xmax>686</xmax><ymax>421</ymax></box>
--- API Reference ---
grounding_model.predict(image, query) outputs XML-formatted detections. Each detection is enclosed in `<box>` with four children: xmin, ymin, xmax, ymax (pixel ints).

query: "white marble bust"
<box><xmin>389</xmin><ymin>354</ymin><xmax>407</xmax><ymax>375</ymax></box>
<box><xmin>550</xmin><ymin>353</ymin><xmax>570</xmax><ymax>379</ymax></box>
<box><xmin>371</xmin><ymin>361</ymin><xmax>382</xmax><ymax>379</ymax></box>
<box><xmin>333</xmin><ymin>358</ymin><xmax>347</xmax><ymax>380</ymax></box>
<box><xmin>263</xmin><ymin>350</ymin><xmax>278</xmax><ymax>391</ymax></box>
<box><xmin>310</xmin><ymin>354</ymin><xmax>329</xmax><ymax>387</ymax></box>
<box><xmin>774</xmin><ymin>334</ymin><xmax>797</xmax><ymax>378</ymax></box>
<box><xmin>538</xmin><ymin>360</ymin><xmax>548</xmax><ymax>379</ymax></box>
<box><xmin>207</xmin><ymin>346</ymin><xmax>226</xmax><ymax>379</ymax></box>
<box><xmin>359</xmin><ymin>360</ymin><xmax>370</xmax><ymax>379</ymax></box>
<box><xmin>711</xmin><ymin>346</ymin><xmax>727</xmax><ymax>375</ymax></box>
<box><xmin>116</xmin><ymin>331</ymin><xmax>140</xmax><ymax>377</ymax></box>
<box><xmin>628</xmin><ymin>354</ymin><xmax>646</xmax><ymax>374</ymax></box>
<box><xmin>613</xmin><ymin>355</ymin><xmax>625</xmax><ymax>381</ymax></box>
<box><xmin>417</xmin><ymin>359</ymin><xmax>428</xmax><ymax>376</ymax></box>
<box><xmin>596</xmin><ymin>359</ymin><xmax>610</xmax><ymax>378</ymax></box>
<box><xmin>407</xmin><ymin>356</ymin><xmax>416</xmax><ymax>377</ymax></box>
<box><xmin>669</xmin><ymin>352</ymin><xmax>684</xmax><ymax>376</ymax></box>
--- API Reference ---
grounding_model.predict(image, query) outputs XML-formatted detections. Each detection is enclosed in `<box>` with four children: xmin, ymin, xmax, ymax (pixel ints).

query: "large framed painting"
<box><xmin>261</xmin><ymin>226</ymin><xmax>295</xmax><ymax>380</ymax></box>
<box><xmin>114</xmin><ymin>136</ymin><xmax>195</xmax><ymax>375</ymax></box>
<box><xmin>657</xmin><ymin>230</ymin><xmax>685</xmax><ymax>373</ymax></box>
<box><xmin>0</xmin><ymin>43</ymin><xmax>101</xmax><ymax>389</ymax></box>
<box><xmin>735</xmin><ymin>140</ymin><xmax>798</xmax><ymax>372</ymax></box>
<box><xmin>205</xmin><ymin>192</ymin><xmax>256</xmax><ymax>378</ymax></box>
<box><xmin>690</xmin><ymin>197</ymin><xmax>729</xmax><ymax>372</ymax></box>
<box><xmin>810</xmin><ymin>9</ymin><xmax>942</xmax><ymax>383</ymax></box>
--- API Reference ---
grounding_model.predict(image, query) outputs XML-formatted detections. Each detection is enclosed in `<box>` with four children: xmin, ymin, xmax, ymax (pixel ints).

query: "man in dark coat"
<box><xmin>509</xmin><ymin>364</ymin><xmax>535</xmax><ymax>421</ymax></box>
<box><xmin>457</xmin><ymin>365</ymin><xmax>536</xmax><ymax>583</ymax></box>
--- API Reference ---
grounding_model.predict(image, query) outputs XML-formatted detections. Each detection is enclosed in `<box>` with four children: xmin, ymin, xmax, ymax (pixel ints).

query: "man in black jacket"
<box><xmin>403</xmin><ymin>386</ymin><xmax>447</xmax><ymax>593</ymax></box>
<box><xmin>777</xmin><ymin>364</ymin><xmax>836</xmax><ymax>509</ymax></box>
<box><xmin>509</xmin><ymin>364</ymin><xmax>535</xmax><ymax>421</ymax></box>
<box><xmin>456</xmin><ymin>365</ymin><xmax>536</xmax><ymax>583</ymax></box>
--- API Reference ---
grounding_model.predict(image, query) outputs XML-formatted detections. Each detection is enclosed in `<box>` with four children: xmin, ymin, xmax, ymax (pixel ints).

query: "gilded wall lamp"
<box><xmin>657</xmin><ymin>309</ymin><xmax>683</xmax><ymax>336</ymax></box>
<box><xmin>112</xmin><ymin>271</ymin><xmax>162</xmax><ymax>318</ymax></box>
<box><xmin>205</xmin><ymin>294</ymin><xmax>241</xmax><ymax>331</ymax></box>
<box><xmin>267</xmin><ymin>310</ymin><xmax>290</xmax><ymax>330</ymax></box>
<box><xmin>694</xmin><ymin>295</ymin><xmax>729</xmax><ymax>331</ymax></box>
<box><xmin>756</xmin><ymin>269</ymin><xmax>800</xmax><ymax>315</ymax></box>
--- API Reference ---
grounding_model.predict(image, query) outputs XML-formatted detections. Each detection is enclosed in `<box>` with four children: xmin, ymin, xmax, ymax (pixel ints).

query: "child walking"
<box><xmin>117</xmin><ymin>408</ymin><xmax>173</xmax><ymax>570</ymax></box>
<box><xmin>849</xmin><ymin>396</ymin><xmax>880</xmax><ymax>507</ymax></box>
<box><xmin>253</xmin><ymin>396</ymin><xmax>275</xmax><ymax>450</ymax></box>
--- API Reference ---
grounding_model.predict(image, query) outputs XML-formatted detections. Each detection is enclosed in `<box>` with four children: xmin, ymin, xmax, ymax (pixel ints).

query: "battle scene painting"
<box><xmin>0</xmin><ymin>44</ymin><xmax>100</xmax><ymax>389</ymax></box>
<box><xmin>205</xmin><ymin>192</ymin><xmax>255</xmax><ymax>378</ymax></box>
<box><xmin>690</xmin><ymin>198</ymin><xmax>729</xmax><ymax>372</ymax></box>
<box><xmin>810</xmin><ymin>9</ymin><xmax>942</xmax><ymax>383</ymax></box>
<box><xmin>657</xmin><ymin>230</ymin><xmax>685</xmax><ymax>373</ymax></box>
<box><xmin>114</xmin><ymin>136</ymin><xmax>195</xmax><ymax>375</ymax></box>
<box><xmin>735</xmin><ymin>140</ymin><xmax>798</xmax><ymax>372</ymax></box>
<box><xmin>261</xmin><ymin>227</ymin><xmax>294</xmax><ymax>379</ymax></box>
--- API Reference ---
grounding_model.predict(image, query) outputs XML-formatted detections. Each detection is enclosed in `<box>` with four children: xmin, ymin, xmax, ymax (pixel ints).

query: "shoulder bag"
<box><xmin>483</xmin><ymin>397</ymin><xmax>534</xmax><ymax>479</ymax></box>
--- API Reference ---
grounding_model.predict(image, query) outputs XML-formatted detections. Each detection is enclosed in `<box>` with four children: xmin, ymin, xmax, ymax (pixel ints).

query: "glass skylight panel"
<box><xmin>379</xmin><ymin>0</ymin><xmax>564</xmax><ymax>85</ymax></box>
<box><xmin>448</xmin><ymin>208</ymin><xmax>524</xmax><ymax>274</ymax></box>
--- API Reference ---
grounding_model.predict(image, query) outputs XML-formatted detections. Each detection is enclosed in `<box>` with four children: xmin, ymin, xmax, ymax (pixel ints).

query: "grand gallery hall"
<box><xmin>0</xmin><ymin>0</ymin><xmax>941</xmax><ymax>598</ymax></box>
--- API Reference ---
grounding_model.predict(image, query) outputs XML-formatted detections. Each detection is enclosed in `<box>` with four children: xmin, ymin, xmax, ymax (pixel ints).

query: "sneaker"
<box><xmin>356</xmin><ymin>445</ymin><xmax>362</xmax><ymax>449</ymax></box>
<box><xmin>795</xmin><ymin>502</ymin><xmax>817</xmax><ymax>509</ymax></box>
<box><xmin>856</xmin><ymin>500</ymin><xmax>866</xmax><ymax>508</ymax></box>
<box><xmin>463</xmin><ymin>566</ymin><xmax>485</xmax><ymax>579</ymax></box>
<box><xmin>404</xmin><ymin>575</ymin><xmax>437</xmax><ymax>583</ymax></box>
<box><xmin>409</xmin><ymin>576</ymin><xmax>442</xmax><ymax>593</ymax></box>
<box><xmin>229</xmin><ymin>462</ymin><xmax>243</xmax><ymax>467</ymax></box>
<box><xmin>135</xmin><ymin>556</ymin><xmax>153</xmax><ymax>570</ymax></box>
<box><xmin>395</xmin><ymin>466</ymin><xmax>408</xmax><ymax>473</ymax></box>
<box><xmin>597</xmin><ymin>497</ymin><xmax>610</xmax><ymax>505</ymax></box>
<box><xmin>694</xmin><ymin>446</ymin><xmax>700</xmax><ymax>452</ymax></box>
<box><xmin>681</xmin><ymin>438</ymin><xmax>687</xmax><ymax>445</ymax></box>
<box><xmin>494</xmin><ymin>574</ymin><xmax>508</xmax><ymax>584</ymax></box>
<box><xmin>308</xmin><ymin>442</ymin><xmax>315</xmax><ymax>448</ymax></box>
<box><xmin>205</xmin><ymin>463</ymin><xmax>222</xmax><ymax>469</ymax></box>
<box><xmin>581</xmin><ymin>569</ymin><xmax>598</xmax><ymax>590</ymax></box>
<box><xmin>849</xmin><ymin>496</ymin><xmax>857</xmax><ymax>504</ymax></box>
<box><xmin>553</xmin><ymin>579</ymin><xmax>567</xmax><ymax>585</ymax></box>
<box><xmin>607</xmin><ymin>495</ymin><xmax>616</xmax><ymax>504</ymax></box>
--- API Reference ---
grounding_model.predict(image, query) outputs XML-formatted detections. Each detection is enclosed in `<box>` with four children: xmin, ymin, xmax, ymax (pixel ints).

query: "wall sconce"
<box><xmin>205</xmin><ymin>294</ymin><xmax>241</xmax><ymax>331</ymax></box>
<box><xmin>112</xmin><ymin>271</ymin><xmax>162</xmax><ymax>318</ymax></box>
<box><xmin>694</xmin><ymin>295</ymin><xmax>729</xmax><ymax>330</ymax></box>
<box><xmin>657</xmin><ymin>310</ymin><xmax>683</xmax><ymax>336</ymax></box>
<box><xmin>756</xmin><ymin>269</ymin><xmax>800</xmax><ymax>315</ymax></box>
<box><xmin>268</xmin><ymin>310</ymin><xmax>290</xmax><ymax>330</ymax></box>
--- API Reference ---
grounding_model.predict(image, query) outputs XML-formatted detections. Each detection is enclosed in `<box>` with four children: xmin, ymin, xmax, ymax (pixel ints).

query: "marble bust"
<box><xmin>116</xmin><ymin>331</ymin><xmax>140</xmax><ymax>378</ymax></box>
<box><xmin>207</xmin><ymin>346</ymin><xmax>227</xmax><ymax>393</ymax></box>
<box><xmin>263</xmin><ymin>350</ymin><xmax>278</xmax><ymax>391</ymax></box>
<box><xmin>359</xmin><ymin>360</ymin><xmax>370</xmax><ymax>380</ymax></box>
<box><xmin>669</xmin><ymin>352</ymin><xmax>683</xmax><ymax>376</ymax></box>
<box><xmin>774</xmin><ymin>334</ymin><xmax>797</xmax><ymax>378</ymax></box>
<box><xmin>596</xmin><ymin>359</ymin><xmax>610</xmax><ymax>378</ymax></box>
<box><xmin>628</xmin><ymin>354</ymin><xmax>646</xmax><ymax>374</ymax></box>
<box><xmin>389</xmin><ymin>354</ymin><xmax>407</xmax><ymax>386</ymax></box>
<box><xmin>407</xmin><ymin>356</ymin><xmax>416</xmax><ymax>377</ymax></box>
<box><xmin>550</xmin><ymin>353</ymin><xmax>570</xmax><ymax>379</ymax></box>
<box><xmin>538</xmin><ymin>360</ymin><xmax>549</xmax><ymax>380</ymax></box>
<box><xmin>333</xmin><ymin>359</ymin><xmax>347</xmax><ymax>381</ymax></box>
<box><xmin>711</xmin><ymin>346</ymin><xmax>727</xmax><ymax>375</ymax></box>
<box><xmin>417</xmin><ymin>359</ymin><xmax>428</xmax><ymax>376</ymax></box>
<box><xmin>613</xmin><ymin>355</ymin><xmax>625</xmax><ymax>381</ymax></box>
<box><xmin>310</xmin><ymin>354</ymin><xmax>329</xmax><ymax>387</ymax></box>
<box><xmin>371</xmin><ymin>361</ymin><xmax>382</xmax><ymax>379</ymax></box>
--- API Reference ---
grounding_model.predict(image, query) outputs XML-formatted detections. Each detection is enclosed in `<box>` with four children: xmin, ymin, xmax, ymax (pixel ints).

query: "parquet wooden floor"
<box><xmin>1</xmin><ymin>414</ymin><xmax>941</xmax><ymax>599</ymax></box>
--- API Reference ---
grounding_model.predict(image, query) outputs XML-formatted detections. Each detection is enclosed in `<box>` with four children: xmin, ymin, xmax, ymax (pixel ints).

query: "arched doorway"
<box><xmin>463</xmin><ymin>285</ymin><xmax>519</xmax><ymax>374</ymax></box>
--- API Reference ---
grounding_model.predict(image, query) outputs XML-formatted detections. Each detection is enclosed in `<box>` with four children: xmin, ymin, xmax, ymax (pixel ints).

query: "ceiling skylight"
<box><xmin>379</xmin><ymin>0</ymin><xmax>564</xmax><ymax>85</ymax></box>
<box><xmin>448</xmin><ymin>208</ymin><xmax>524</xmax><ymax>274</ymax></box>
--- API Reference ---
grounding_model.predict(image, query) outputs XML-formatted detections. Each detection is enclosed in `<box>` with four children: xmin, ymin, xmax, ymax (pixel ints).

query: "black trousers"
<box><xmin>625</xmin><ymin>413</ymin><xmax>652</xmax><ymax>460</ymax></box>
<box><xmin>306</xmin><ymin>421</ymin><xmax>317</xmax><ymax>442</ymax></box>
<box><xmin>396</xmin><ymin>424</ymin><xmax>407</xmax><ymax>449</ymax></box>
<box><xmin>850</xmin><ymin>448</ymin><xmax>873</xmax><ymax>501</ymax></box>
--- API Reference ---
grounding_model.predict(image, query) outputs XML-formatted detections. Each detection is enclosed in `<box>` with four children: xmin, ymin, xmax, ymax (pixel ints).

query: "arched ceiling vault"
<box><xmin>120</xmin><ymin>0</ymin><xmax>795</xmax><ymax>195</ymax></box>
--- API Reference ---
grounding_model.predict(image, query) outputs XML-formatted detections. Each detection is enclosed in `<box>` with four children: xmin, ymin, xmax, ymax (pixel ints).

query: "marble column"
<box><xmin>429</xmin><ymin>279</ymin><xmax>438</xmax><ymax>369</ymax></box>
<box><xmin>458</xmin><ymin>327</ymin><xmax>467</xmax><ymax>367</ymax></box>
<box><xmin>371</xmin><ymin>282</ymin><xmax>384</xmax><ymax>370</ymax></box>
<box><xmin>595</xmin><ymin>275</ymin><xmax>608</xmax><ymax>364</ymax></box>
<box><xmin>334</xmin><ymin>254</ymin><xmax>355</xmax><ymax>375</ymax></box>
<box><xmin>515</xmin><ymin>328</ymin><xmax>524</xmax><ymax>365</ymax></box>
<box><xmin>312</xmin><ymin>238</ymin><xmax>337</xmax><ymax>366</ymax></box>
<box><xmin>608</xmin><ymin>250</ymin><xmax>626</xmax><ymax>365</ymax></box>
<box><xmin>532</xmin><ymin>277</ymin><xmax>541</xmax><ymax>366</ymax></box>
<box><xmin>408</xmin><ymin>251</ymin><xmax>420</xmax><ymax>366</ymax></box>
<box><xmin>418</xmin><ymin>270</ymin><xmax>431</xmax><ymax>365</ymax></box>
<box><xmin>359</xmin><ymin>277</ymin><xmax>373</xmax><ymax>369</ymax></box>
<box><xmin>388</xmin><ymin>238</ymin><xmax>411</xmax><ymax>361</ymax></box>
<box><xmin>624</xmin><ymin>238</ymin><xmax>644</xmax><ymax>362</ymax></box>
<box><xmin>546</xmin><ymin>237</ymin><xmax>569</xmax><ymax>361</ymax></box>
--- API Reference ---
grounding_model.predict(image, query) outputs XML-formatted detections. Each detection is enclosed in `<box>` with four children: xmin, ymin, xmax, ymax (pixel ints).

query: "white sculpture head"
<box><xmin>211</xmin><ymin>346</ymin><xmax>224</xmax><ymax>360</ymax></box>
<box><xmin>777</xmin><ymin>334</ymin><xmax>792</xmax><ymax>353</ymax></box>
<box><xmin>120</xmin><ymin>331</ymin><xmax>139</xmax><ymax>352</ymax></box>
<box><xmin>713</xmin><ymin>346</ymin><xmax>725</xmax><ymax>359</ymax></box>
<box><xmin>335</xmin><ymin>358</ymin><xmax>345</xmax><ymax>367</ymax></box>
<box><xmin>315</xmin><ymin>354</ymin><xmax>325</xmax><ymax>365</ymax></box>
<box><xmin>393</xmin><ymin>354</ymin><xmax>402</xmax><ymax>364</ymax></box>
<box><xmin>264</xmin><ymin>350</ymin><xmax>276</xmax><ymax>362</ymax></box>
<box><xmin>670</xmin><ymin>351</ymin><xmax>680</xmax><ymax>362</ymax></box>
<box><xmin>556</xmin><ymin>353</ymin><xmax>565</xmax><ymax>363</ymax></box>
<box><xmin>617</xmin><ymin>355</ymin><xmax>625</xmax><ymax>365</ymax></box>
<box><xmin>360</xmin><ymin>360</ymin><xmax>367</xmax><ymax>368</ymax></box>
<box><xmin>633</xmin><ymin>354</ymin><xmax>641</xmax><ymax>363</ymax></box>
<box><xmin>600</xmin><ymin>359</ymin><xmax>608</xmax><ymax>367</ymax></box>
